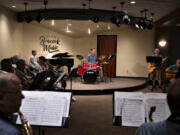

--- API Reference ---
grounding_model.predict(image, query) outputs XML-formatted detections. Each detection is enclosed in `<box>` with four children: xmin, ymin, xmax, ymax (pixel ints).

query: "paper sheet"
<box><xmin>145</xmin><ymin>98</ymin><xmax>170</xmax><ymax>122</ymax></box>
<box><xmin>122</xmin><ymin>98</ymin><xmax>145</xmax><ymax>127</ymax></box>
<box><xmin>16</xmin><ymin>91</ymin><xmax>71</xmax><ymax>127</ymax></box>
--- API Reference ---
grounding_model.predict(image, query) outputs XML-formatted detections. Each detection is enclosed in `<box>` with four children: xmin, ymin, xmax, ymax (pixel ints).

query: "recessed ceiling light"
<box><xmin>96</xmin><ymin>24</ymin><xmax>99</xmax><ymax>28</ymax></box>
<box><xmin>12</xmin><ymin>5</ymin><xmax>16</xmax><ymax>8</ymax></box>
<box><xmin>130</xmin><ymin>1</ymin><xmax>136</xmax><ymax>4</ymax></box>
<box><xmin>51</xmin><ymin>20</ymin><xmax>55</xmax><ymax>26</ymax></box>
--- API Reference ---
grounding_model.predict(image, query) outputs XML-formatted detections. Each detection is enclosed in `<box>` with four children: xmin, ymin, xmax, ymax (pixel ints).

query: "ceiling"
<box><xmin>33</xmin><ymin>20</ymin><xmax>127</xmax><ymax>38</ymax></box>
<box><xmin>0</xmin><ymin>0</ymin><xmax>180</xmax><ymax>21</ymax></box>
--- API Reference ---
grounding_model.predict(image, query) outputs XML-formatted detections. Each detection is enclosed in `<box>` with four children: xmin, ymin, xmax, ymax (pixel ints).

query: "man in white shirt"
<box><xmin>29</xmin><ymin>50</ymin><xmax>40</xmax><ymax>72</ymax></box>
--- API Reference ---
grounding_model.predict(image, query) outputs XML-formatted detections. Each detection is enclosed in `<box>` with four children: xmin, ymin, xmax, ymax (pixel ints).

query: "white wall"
<box><xmin>0</xmin><ymin>6</ymin><xmax>154</xmax><ymax>77</ymax></box>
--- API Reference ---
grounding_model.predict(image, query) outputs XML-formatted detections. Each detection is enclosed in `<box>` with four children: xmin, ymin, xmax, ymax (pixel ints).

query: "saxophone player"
<box><xmin>0</xmin><ymin>73</ymin><xmax>24</xmax><ymax>135</ymax></box>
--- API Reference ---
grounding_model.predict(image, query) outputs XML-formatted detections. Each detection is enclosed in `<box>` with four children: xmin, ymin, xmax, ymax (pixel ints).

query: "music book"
<box><xmin>16</xmin><ymin>91</ymin><xmax>72</xmax><ymax>127</ymax></box>
<box><xmin>113</xmin><ymin>92</ymin><xmax>170</xmax><ymax>127</ymax></box>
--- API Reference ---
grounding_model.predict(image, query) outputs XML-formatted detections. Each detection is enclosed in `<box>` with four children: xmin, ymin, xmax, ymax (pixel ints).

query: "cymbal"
<box><xmin>76</xmin><ymin>55</ymin><xmax>84</xmax><ymax>60</ymax></box>
<box><xmin>98</xmin><ymin>55</ymin><xmax>106</xmax><ymax>61</ymax></box>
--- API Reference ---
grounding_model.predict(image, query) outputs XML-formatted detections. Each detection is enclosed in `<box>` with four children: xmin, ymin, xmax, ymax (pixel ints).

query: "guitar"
<box><xmin>147</xmin><ymin>57</ymin><xmax>168</xmax><ymax>73</ymax></box>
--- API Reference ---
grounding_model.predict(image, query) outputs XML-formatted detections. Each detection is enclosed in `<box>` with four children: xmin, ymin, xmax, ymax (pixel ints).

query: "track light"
<box><xmin>36</xmin><ymin>14</ymin><xmax>44</xmax><ymax>23</ymax></box>
<box><xmin>24</xmin><ymin>2</ymin><xmax>32</xmax><ymax>23</ymax></box>
<box><xmin>25</xmin><ymin>16</ymin><xmax>32</xmax><ymax>23</ymax></box>
<box><xmin>92</xmin><ymin>16</ymin><xmax>99</xmax><ymax>23</ymax></box>
<box><xmin>147</xmin><ymin>21</ymin><xmax>153</xmax><ymax>30</ymax></box>
<box><xmin>123</xmin><ymin>14</ymin><xmax>130</xmax><ymax>24</ymax></box>
<box><xmin>111</xmin><ymin>16</ymin><xmax>117</xmax><ymax>24</ymax></box>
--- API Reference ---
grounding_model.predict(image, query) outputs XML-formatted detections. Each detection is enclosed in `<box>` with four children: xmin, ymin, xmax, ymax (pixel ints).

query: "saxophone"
<box><xmin>18</xmin><ymin>111</ymin><xmax>33</xmax><ymax>135</ymax></box>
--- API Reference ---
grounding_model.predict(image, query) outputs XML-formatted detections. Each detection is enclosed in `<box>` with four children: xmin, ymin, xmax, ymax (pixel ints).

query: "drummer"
<box><xmin>87</xmin><ymin>48</ymin><xmax>103</xmax><ymax>80</ymax></box>
<box><xmin>87</xmin><ymin>48</ymin><xmax>97</xmax><ymax>64</ymax></box>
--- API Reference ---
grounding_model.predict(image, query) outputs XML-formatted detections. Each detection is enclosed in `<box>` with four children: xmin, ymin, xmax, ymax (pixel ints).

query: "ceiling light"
<box><xmin>130</xmin><ymin>1</ymin><xmax>136</xmax><ymax>4</ymax></box>
<box><xmin>25</xmin><ymin>16</ymin><xmax>32</xmax><ymax>23</ymax></box>
<box><xmin>123</xmin><ymin>14</ymin><xmax>130</xmax><ymax>24</ymax></box>
<box><xmin>159</xmin><ymin>40</ymin><xmax>167</xmax><ymax>47</ymax></box>
<box><xmin>51</xmin><ymin>20</ymin><xmax>55</xmax><ymax>26</ymax></box>
<box><xmin>36</xmin><ymin>14</ymin><xmax>44</xmax><ymax>23</ymax></box>
<box><xmin>68</xmin><ymin>23</ymin><xmax>72</xmax><ymax>26</ymax></box>
<box><xmin>12</xmin><ymin>5</ymin><xmax>16</xmax><ymax>8</ymax></box>
<box><xmin>147</xmin><ymin>21</ymin><xmax>153</xmax><ymax>30</ymax></box>
<box><xmin>96</xmin><ymin>24</ymin><xmax>99</xmax><ymax>28</ymax></box>
<box><xmin>92</xmin><ymin>16</ymin><xmax>100</xmax><ymax>23</ymax></box>
<box><xmin>88</xmin><ymin>28</ymin><xmax>91</xmax><ymax>35</ymax></box>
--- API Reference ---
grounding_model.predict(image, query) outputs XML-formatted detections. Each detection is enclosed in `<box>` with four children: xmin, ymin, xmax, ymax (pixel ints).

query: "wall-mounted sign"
<box><xmin>40</xmin><ymin>35</ymin><xmax>60</xmax><ymax>53</ymax></box>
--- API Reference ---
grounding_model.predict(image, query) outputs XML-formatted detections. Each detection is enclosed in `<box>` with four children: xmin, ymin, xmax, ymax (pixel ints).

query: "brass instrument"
<box><xmin>18</xmin><ymin>111</ymin><xmax>33</xmax><ymax>135</ymax></box>
<box><xmin>149</xmin><ymin>106</ymin><xmax>156</xmax><ymax>122</ymax></box>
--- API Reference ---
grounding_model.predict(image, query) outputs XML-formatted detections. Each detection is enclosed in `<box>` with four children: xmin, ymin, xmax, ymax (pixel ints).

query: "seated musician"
<box><xmin>15</xmin><ymin>59</ymin><xmax>33</xmax><ymax>89</ymax></box>
<box><xmin>10</xmin><ymin>54</ymin><xmax>20</xmax><ymax>69</ymax></box>
<box><xmin>0</xmin><ymin>58</ymin><xmax>14</xmax><ymax>73</ymax></box>
<box><xmin>166</xmin><ymin>59</ymin><xmax>180</xmax><ymax>74</ymax></box>
<box><xmin>0</xmin><ymin>73</ymin><xmax>24</xmax><ymax>135</ymax></box>
<box><xmin>149</xmin><ymin>48</ymin><xmax>166</xmax><ymax>89</ymax></box>
<box><xmin>87</xmin><ymin>48</ymin><xmax>103</xmax><ymax>80</ymax></box>
<box><xmin>29</xmin><ymin>50</ymin><xmax>41</xmax><ymax>75</ymax></box>
<box><xmin>87</xmin><ymin>48</ymin><xmax>97</xmax><ymax>64</ymax></box>
<box><xmin>38</xmin><ymin>56</ymin><xmax>49</xmax><ymax>72</ymax></box>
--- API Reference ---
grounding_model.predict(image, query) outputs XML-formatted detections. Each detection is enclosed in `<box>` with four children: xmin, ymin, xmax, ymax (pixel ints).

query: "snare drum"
<box><xmin>83</xmin><ymin>70</ymin><xmax>97</xmax><ymax>83</ymax></box>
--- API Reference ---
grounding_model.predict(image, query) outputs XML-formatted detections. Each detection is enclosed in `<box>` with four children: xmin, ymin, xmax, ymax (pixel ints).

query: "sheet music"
<box><xmin>145</xmin><ymin>98</ymin><xmax>170</xmax><ymax>122</ymax></box>
<box><xmin>122</xmin><ymin>98</ymin><xmax>145</xmax><ymax>127</ymax></box>
<box><xmin>114</xmin><ymin>92</ymin><xmax>170</xmax><ymax>127</ymax></box>
<box><xmin>114</xmin><ymin>92</ymin><xmax>143</xmax><ymax>116</ymax></box>
<box><xmin>16</xmin><ymin>91</ymin><xmax>71</xmax><ymax>127</ymax></box>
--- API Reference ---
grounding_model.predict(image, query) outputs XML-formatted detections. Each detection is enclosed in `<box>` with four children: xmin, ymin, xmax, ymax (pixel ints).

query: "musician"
<box><xmin>10</xmin><ymin>54</ymin><xmax>20</xmax><ymax>69</ymax></box>
<box><xmin>38</xmin><ymin>56</ymin><xmax>49</xmax><ymax>72</ymax></box>
<box><xmin>0</xmin><ymin>73</ymin><xmax>24</xmax><ymax>135</ymax></box>
<box><xmin>29</xmin><ymin>50</ymin><xmax>40</xmax><ymax>71</ymax></box>
<box><xmin>135</xmin><ymin>79</ymin><xmax>180</xmax><ymax>135</ymax></box>
<box><xmin>87</xmin><ymin>48</ymin><xmax>97</xmax><ymax>64</ymax></box>
<box><xmin>0</xmin><ymin>58</ymin><xmax>14</xmax><ymax>73</ymax></box>
<box><xmin>15</xmin><ymin>59</ymin><xmax>33</xmax><ymax>89</ymax></box>
<box><xmin>166</xmin><ymin>59</ymin><xmax>180</xmax><ymax>74</ymax></box>
<box><xmin>149</xmin><ymin>48</ymin><xmax>165</xmax><ymax>89</ymax></box>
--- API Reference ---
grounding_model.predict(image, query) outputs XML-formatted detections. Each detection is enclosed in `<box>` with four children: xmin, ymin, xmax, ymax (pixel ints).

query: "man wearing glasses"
<box><xmin>0</xmin><ymin>73</ymin><xmax>24</xmax><ymax>135</ymax></box>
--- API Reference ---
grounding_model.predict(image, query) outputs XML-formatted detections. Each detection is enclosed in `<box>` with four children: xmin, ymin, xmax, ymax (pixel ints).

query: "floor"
<box><xmin>66</xmin><ymin>78</ymin><xmax>146</xmax><ymax>90</ymax></box>
<box><xmin>31</xmin><ymin>86</ymin><xmax>162</xmax><ymax>135</ymax></box>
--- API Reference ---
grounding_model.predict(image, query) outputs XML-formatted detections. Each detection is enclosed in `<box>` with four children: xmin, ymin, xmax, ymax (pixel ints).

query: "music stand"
<box><xmin>108</xmin><ymin>54</ymin><xmax>116</xmax><ymax>82</ymax></box>
<box><xmin>146</xmin><ymin>56</ymin><xmax>162</xmax><ymax>64</ymax></box>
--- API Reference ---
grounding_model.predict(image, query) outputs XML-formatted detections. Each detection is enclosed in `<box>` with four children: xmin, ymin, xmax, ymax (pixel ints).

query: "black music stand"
<box><xmin>146</xmin><ymin>56</ymin><xmax>162</xmax><ymax>64</ymax></box>
<box><xmin>108</xmin><ymin>54</ymin><xmax>115</xmax><ymax>82</ymax></box>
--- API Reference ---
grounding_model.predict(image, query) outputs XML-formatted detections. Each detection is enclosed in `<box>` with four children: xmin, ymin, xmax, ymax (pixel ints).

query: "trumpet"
<box><xmin>18</xmin><ymin>111</ymin><xmax>33</xmax><ymax>135</ymax></box>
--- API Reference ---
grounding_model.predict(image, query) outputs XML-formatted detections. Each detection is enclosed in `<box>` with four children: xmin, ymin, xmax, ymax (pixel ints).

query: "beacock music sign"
<box><xmin>39</xmin><ymin>35</ymin><xmax>60</xmax><ymax>53</ymax></box>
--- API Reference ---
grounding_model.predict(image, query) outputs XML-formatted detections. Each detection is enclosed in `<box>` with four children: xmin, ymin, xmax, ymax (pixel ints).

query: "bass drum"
<box><xmin>83</xmin><ymin>70</ymin><xmax>97</xmax><ymax>83</ymax></box>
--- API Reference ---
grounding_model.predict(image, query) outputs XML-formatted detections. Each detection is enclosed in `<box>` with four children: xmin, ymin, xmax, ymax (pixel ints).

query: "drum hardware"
<box><xmin>76</xmin><ymin>55</ymin><xmax>84</xmax><ymax>61</ymax></box>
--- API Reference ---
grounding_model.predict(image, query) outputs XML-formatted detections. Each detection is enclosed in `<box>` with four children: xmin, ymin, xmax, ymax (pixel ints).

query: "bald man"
<box><xmin>0</xmin><ymin>73</ymin><xmax>24</xmax><ymax>135</ymax></box>
<box><xmin>135</xmin><ymin>79</ymin><xmax>180</xmax><ymax>135</ymax></box>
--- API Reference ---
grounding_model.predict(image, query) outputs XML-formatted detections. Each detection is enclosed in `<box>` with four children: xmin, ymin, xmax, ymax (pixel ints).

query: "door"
<box><xmin>97</xmin><ymin>35</ymin><xmax>117</xmax><ymax>77</ymax></box>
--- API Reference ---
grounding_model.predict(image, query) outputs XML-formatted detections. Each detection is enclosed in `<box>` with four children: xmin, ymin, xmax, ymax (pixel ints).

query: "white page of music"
<box><xmin>114</xmin><ymin>92</ymin><xmax>143</xmax><ymax>116</ymax></box>
<box><xmin>121</xmin><ymin>98</ymin><xmax>145</xmax><ymax>127</ymax></box>
<box><xmin>145</xmin><ymin>97</ymin><xmax>170</xmax><ymax>123</ymax></box>
<box><xmin>16</xmin><ymin>91</ymin><xmax>71</xmax><ymax>127</ymax></box>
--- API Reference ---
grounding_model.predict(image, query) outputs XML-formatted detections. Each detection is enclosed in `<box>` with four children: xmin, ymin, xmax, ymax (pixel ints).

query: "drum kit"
<box><xmin>76</xmin><ymin>54</ymin><xmax>103</xmax><ymax>83</ymax></box>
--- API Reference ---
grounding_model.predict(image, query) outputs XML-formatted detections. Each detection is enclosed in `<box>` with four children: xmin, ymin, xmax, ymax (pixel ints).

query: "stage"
<box><xmin>65</xmin><ymin>77</ymin><xmax>147</xmax><ymax>95</ymax></box>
